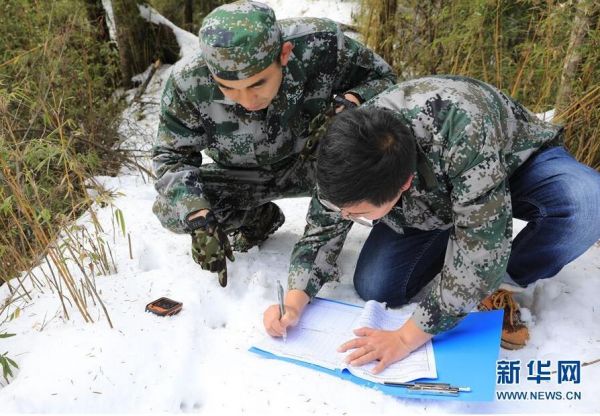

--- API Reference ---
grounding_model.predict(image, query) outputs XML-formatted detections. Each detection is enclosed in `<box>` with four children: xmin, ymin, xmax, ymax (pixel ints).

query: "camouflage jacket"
<box><xmin>152</xmin><ymin>17</ymin><xmax>396</xmax><ymax>222</ymax></box>
<box><xmin>289</xmin><ymin>75</ymin><xmax>563</xmax><ymax>335</ymax></box>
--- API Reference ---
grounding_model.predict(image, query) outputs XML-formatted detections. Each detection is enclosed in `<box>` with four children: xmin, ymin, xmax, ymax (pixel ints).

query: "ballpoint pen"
<box><xmin>276</xmin><ymin>280</ymin><xmax>287</xmax><ymax>342</ymax></box>
<box><xmin>383</xmin><ymin>381</ymin><xmax>471</xmax><ymax>396</ymax></box>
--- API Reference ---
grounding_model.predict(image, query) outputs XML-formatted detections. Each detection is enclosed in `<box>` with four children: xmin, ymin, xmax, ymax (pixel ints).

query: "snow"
<box><xmin>263</xmin><ymin>0</ymin><xmax>357</xmax><ymax>21</ymax></box>
<box><xmin>536</xmin><ymin>109</ymin><xmax>556</xmax><ymax>122</ymax></box>
<box><xmin>1</xmin><ymin>1</ymin><xmax>599</xmax><ymax>414</ymax></box>
<box><xmin>100</xmin><ymin>0</ymin><xmax>117</xmax><ymax>42</ymax></box>
<box><xmin>100</xmin><ymin>1</ymin><xmax>197</xmax><ymax>57</ymax></box>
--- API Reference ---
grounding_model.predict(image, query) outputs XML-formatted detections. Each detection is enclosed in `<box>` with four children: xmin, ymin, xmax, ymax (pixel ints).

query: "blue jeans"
<box><xmin>353</xmin><ymin>146</ymin><xmax>600</xmax><ymax>306</ymax></box>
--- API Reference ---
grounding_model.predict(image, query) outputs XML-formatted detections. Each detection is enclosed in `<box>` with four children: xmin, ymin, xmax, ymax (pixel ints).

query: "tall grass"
<box><xmin>358</xmin><ymin>0</ymin><xmax>600</xmax><ymax>170</ymax></box>
<box><xmin>0</xmin><ymin>0</ymin><xmax>124</xmax><ymax>333</ymax></box>
<box><xmin>147</xmin><ymin>0</ymin><xmax>229</xmax><ymax>34</ymax></box>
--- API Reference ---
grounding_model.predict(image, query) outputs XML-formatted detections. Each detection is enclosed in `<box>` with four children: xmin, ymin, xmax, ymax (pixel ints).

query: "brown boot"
<box><xmin>478</xmin><ymin>289</ymin><xmax>530</xmax><ymax>350</ymax></box>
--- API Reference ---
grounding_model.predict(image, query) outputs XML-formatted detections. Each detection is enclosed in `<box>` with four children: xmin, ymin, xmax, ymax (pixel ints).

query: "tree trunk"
<box><xmin>111</xmin><ymin>0</ymin><xmax>180</xmax><ymax>88</ymax></box>
<box><xmin>184</xmin><ymin>0</ymin><xmax>194</xmax><ymax>32</ymax></box>
<box><xmin>112</xmin><ymin>0</ymin><xmax>146</xmax><ymax>88</ymax></box>
<box><xmin>555</xmin><ymin>0</ymin><xmax>595</xmax><ymax>116</ymax></box>
<box><xmin>197</xmin><ymin>0</ymin><xmax>229</xmax><ymax>20</ymax></box>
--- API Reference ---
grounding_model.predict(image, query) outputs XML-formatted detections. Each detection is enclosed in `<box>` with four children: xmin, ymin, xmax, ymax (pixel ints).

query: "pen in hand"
<box><xmin>276</xmin><ymin>280</ymin><xmax>287</xmax><ymax>342</ymax></box>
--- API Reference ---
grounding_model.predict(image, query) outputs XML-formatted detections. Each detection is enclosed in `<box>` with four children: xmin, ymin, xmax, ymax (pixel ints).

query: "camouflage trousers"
<box><xmin>152</xmin><ymin>154</ymin><xmax>317</xmax><ymax>234</ymax></box>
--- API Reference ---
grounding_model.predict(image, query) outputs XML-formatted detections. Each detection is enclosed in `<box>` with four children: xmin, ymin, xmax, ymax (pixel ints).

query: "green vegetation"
<box><xmin>0</xmin><ymin>330</ymin><xmax>18</xmax><ymax>386</ymax></box>
<box><xmin>0</xmin><ymin>0</ymin><xmax>122</xmax><ymax>284</ymax></box>
<box><xmin>358</xmin><ymin>0</ymin><xmax>600</xmax><ymax>169</ymax></box>
<box><xmin>0</xmin><ymin>0</ymin><xmax>125</xmax><ymax>381</ymax></box>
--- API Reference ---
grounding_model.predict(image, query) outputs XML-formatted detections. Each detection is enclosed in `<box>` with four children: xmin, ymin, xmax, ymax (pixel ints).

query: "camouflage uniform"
<box><xmin>289</xmin><ymin>75</ymin><xmax>564</xmax><ymax>335</ymax></box>
<box><xmin>152</xmin><ymin>1</ymin><xmax>396</xmax><ymax>236</ymax></box>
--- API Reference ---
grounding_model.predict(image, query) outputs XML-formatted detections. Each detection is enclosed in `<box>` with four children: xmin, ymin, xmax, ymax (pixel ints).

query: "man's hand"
<box><xmin>188</xmin><ymin>209</ymin><xmax>210</xmax><ymax>220</ymax></box>
<box><xmin>263</xmin><ymin>289</ymin><xmax>310</xmax><ymax>338</ymax></box>
<box><xmin>343</xmin><ymin>93</ymin><xmax>361</xmax><ymax>106</ymax></box>
<box><xmin>335</xmin><ymin>93</ymin><xmax>361</xmax><ymax>113</ymax></box>
<box><xmin>189</xmin><ymin>210</ymin><xmax>234</xmax><ymax>287</ymax></box>
<box><xmin>337</xmin><ymin>317</ymin><xmax>433</xmax><ymax>374</ymax></box>
<box><xmin>263</xmin><ymin>304</ymin><xmax>302</xmax><ymax>337</ymax></box>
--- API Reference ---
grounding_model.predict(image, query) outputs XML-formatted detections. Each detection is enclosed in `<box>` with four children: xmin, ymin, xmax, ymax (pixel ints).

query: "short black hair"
<box><xmin>317</xmin><ymin>107</ymin><xmax>417</xmax><ymax>207</ymax></box>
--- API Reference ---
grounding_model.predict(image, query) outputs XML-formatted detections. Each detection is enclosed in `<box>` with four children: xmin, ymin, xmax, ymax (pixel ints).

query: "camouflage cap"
<box><xmin>199</xmin><ymin>1</ymin><xmax>282</xmax><ymax>80</ymax></box>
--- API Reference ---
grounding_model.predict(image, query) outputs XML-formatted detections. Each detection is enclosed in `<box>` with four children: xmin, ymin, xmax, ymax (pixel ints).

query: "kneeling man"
<box><xmin>264</xmin><ymin>75</ymin><xmax>600</xmax><ymax>373</ymax></box>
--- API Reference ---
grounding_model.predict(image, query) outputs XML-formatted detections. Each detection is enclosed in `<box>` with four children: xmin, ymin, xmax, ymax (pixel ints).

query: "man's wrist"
<box><xmin>397</xmin><ymin>317</ymin><xmax>434</xmax><ymax>352</ymax></box>
<box><xmin>285</xmin><ymin>289</ymin><xmax>310</xmax><ymax>313</ymax></box>
<box><xmin>187</xmin><ymin>209</ymin><xmax>210</xmax><ymax>220</ymax></box>
<box><xmin>185</xmin><ymin>209</ymin><xmax>213</xmax><ymax>232</ymax></box>
<box><xmin>343</xmin><ymin>92</ymin><xmax>362</xmax><ymax>105</ymax></box>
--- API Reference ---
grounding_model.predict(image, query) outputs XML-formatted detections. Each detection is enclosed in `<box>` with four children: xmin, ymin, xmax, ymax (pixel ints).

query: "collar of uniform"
<box><xmin>389</xmin><ymin>110</ymin><xmax>439</xmax><ymax>192</ymax></box>
<box><xmin>395</xmin><ymin>146</ymin><xmax>437</xmax><ymax>209</ymax></box>
<box><xmin>415</xmin><ymin>142</ymin><xmax>439</xmax><ymax>191</ymax></box>
<box><xmin>266</xmin><ymin>51</ymin><xmax>306</xmax><ymax>122</ymax></box>
<box><xmin>394</xmin><ymin>166</ymin><xmax>419</xmax><ymax>209</ymax></box>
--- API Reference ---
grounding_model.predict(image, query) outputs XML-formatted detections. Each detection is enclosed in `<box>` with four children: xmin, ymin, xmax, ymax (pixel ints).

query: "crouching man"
<box><xmin>152</xmin><ymin>1</ymin><xmax>395</xmax><ymax>287</ymax></box>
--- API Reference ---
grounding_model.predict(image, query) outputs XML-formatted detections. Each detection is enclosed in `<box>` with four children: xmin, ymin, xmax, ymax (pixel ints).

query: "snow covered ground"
<box><xmin>1</xmin><ymin>1</ymin><xmax>599</xmax><ymax>414</ymax></box>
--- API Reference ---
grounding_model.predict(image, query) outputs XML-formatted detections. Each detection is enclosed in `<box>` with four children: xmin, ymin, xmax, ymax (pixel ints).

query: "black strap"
<box><xmin>416</xmin><ymin>143</ymin><xmax>439</xmax><ymax>191</ymax></box>
<box><xmin>185</xmin><ymin>211</ymin><xmax>218</xmax><ymax>233</ymax></box>
<box><xmin>333</xmin><ymin>94</ymin><xmax>359</xmax><ymax>109</ymax></box>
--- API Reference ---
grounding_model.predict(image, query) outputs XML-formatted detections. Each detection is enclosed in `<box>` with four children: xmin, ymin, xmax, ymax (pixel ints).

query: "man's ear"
<box><xmin>279</xmin><ymin>41</ymin><xmax>294</xmax><ymax>66</ymax></box>
<box><xmin>401</xmin><ymin>175</ymin><xmax>414</xmax><ymax>191</ymax></box>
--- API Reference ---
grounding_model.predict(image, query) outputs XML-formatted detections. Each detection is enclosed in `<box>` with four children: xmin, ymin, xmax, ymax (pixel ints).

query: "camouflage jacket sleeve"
<box><xmin>152</xmin><ymin>74</ymin><xmax>211</xmax><ymax>222</ymax></box>
<box><xmin>288</xmin><ymin>195</ymin><xmax>354</xmax><ymax>298</ymax></box>
<box><xmin>334</xmin><ymin>33</ymin><xmax>397</xmax><ymax>102</ymax></box>
<box><xmin>412</xmin><ymin>121</ymin><xmax>513</xmax><ymax>335</ymax></box>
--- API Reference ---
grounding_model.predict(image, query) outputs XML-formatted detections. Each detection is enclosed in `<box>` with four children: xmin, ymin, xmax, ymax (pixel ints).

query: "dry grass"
<box><xmin>358</xmin><ymin>0</ymin><xmax>600</xmax><ymax>170</ymax></box>
<box><xmin>0</xmin><ymin>0</ymin><xmax>124</xmax><ymax>326</ymax></box>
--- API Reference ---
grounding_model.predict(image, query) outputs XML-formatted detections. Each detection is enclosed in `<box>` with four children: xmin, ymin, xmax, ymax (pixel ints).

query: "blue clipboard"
<box><xmin>250</xmin><ymin>298</ymin><xmax>503</xmax><ymax>402</ymax></box>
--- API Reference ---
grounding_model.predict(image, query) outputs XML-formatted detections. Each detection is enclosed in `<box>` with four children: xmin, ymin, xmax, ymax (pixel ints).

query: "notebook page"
<box><xmin>253</xmin><ymin>298</ymin><xmax>361</xmax><ymax>370</ymax></box>
<box><xmin>344</xmin><ymin>300</ymin><xmax>437</xmax><ymax>383</ymax></box>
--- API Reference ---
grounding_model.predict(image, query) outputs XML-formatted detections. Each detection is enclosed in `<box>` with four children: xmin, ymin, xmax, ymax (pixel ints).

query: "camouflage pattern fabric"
<box><xmin>191</xmin><ymin>220</ymin><xmax>234</xmax><ymax>287</ymax></box>
<box><xmin>231</xmin><ymin>201</ymin><xmax>286</xmax><ymax>252</ymax></box>
<box><xmin>199</xmin><ymin>1</ymin><xmax>281</xmax><ymax>81</ymax></box>
<box><xmin>289</xmin><ymin>75</ymin><xmax>563</xmax><ymax>335</ymax></box>
<box><xmin>152</xmin><ymin>16</ymin><xmax>396</xmax><ymax>234</ymax></box>
<box><xmin>152</xmin><ymin>149</ymin><xmax>316</xmax><ymax>233</ymax></box>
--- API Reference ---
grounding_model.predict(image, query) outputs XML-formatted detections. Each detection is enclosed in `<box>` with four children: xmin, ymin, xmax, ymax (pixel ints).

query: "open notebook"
<box><xmin>250</xmin><ymin>297</ymin><xmax>504</xmax><ymax>401</ymax></box>
<box><xmin>253</xmin><ymin>298</ymin><xmax>437</xmax><ymax>384</ymax></box>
